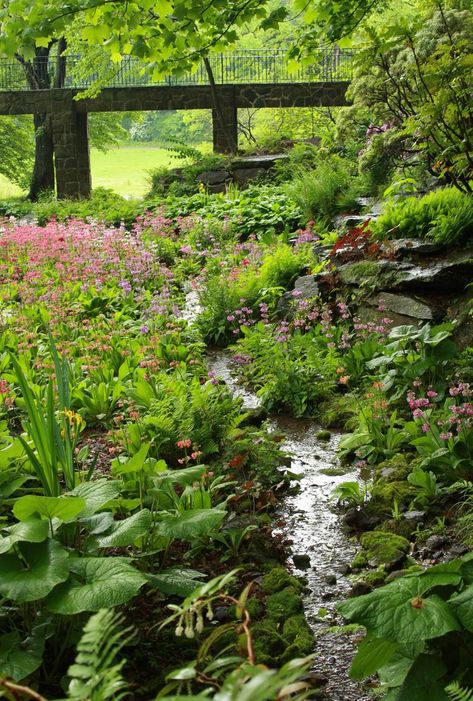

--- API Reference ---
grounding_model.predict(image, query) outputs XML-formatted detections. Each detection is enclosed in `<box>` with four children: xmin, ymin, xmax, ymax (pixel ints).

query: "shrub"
<box><xmin>372</xmin><ymin>187</ymin><xmax>473</xmax><ymax>245</ymax></box>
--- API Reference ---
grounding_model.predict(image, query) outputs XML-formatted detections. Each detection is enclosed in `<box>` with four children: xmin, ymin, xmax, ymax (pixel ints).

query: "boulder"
<box><xmin>196</xmin><ymin>169</ymin><xmax>231</xmax><ymax>186</ymax></box>
<box><xmin>369</xmin><ymin>292</ymin><xmax>433</xmax><ymax>320</ymax></box>
<box><xmin>277</xmin><ymin>275</ymin><xmax>319</xmax><ymax>317</ymax></box>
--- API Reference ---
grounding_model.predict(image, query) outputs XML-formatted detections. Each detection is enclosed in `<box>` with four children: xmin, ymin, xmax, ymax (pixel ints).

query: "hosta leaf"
<box><xmin>155</xmin><ymin>509</ymin><xmax>226</xmax><ymax>541</ymax></box>
<box><xmin>13</xmin><ymin>495</ymin><xmax>86</xmax><ymax>522</ymax></box>
<box><xmin>47</xmin><ymin>557</ymin><xmax>147</xmax><ymax>614</ymax></box>
<box><xmin>70</xmin><ymin>479</ymin><xmax>120</xmax><ymax>517</ymax></box>
<box><xmin>0</xmin><ymin>540</ymin><xmax>69</xmax><ymax>603</ymax></box>
<box><xmin>81</xmin><ymin>511</ymin><xmax>115</xmax><ymax>535</ymax></box>
<box><xmin>0</xmin><ymin>517</ymin><xmax>49</xmax><ymax>554</ymax></box>
<box><xmin>338</xmin><ymin>576</ymin><xmax>460</xmax><ymax>643</ymax></box>
<box><xmin>147</xmin><ymin>567</ymin><xmax>205</xmax><ymax>597</ymax></box>
<box><xmin>87</xmin><ymin>509</ymin><xmax>152</xmax><ymax>549</ymax></box>
<box><xmin>448</xmin><ymin>584</ymin><xmax>473</xmax><ymax>631</ymax></box>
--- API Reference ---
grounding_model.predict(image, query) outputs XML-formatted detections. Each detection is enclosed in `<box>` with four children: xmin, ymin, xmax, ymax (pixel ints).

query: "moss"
<box><xmin>351</xmin><ymin>551</ymin><xmax>368</xmax><ymax>570</ymax></box>
<box><xmin>262</xmin><ymin>566</ymin><xmax>302</xmax><ymax>594</ymax></box>
<box><xmin>320</xmin><ymin>466</ymin><xmax>351</xmax><ymax>477</ymax></box>
<box><xmin>374</xmin><ymin>455</ymin><xmax>413</xmax><ymax>482</ymax></box>
<box><xmin>360</xmin><ymin>530</ymin><xmax>410</xmax><ymax>565</ymax></box>
<box><xmin>243</xmin><ymin>622</ymin><xmax>285</xmax><ymax>665</ymax></box>
<box><xmin>369</xmin><ymin>480</ymin><xmax>416</xmax><ymax>512</ymax></box>
<box><xmin>266</xmin><ymin>586</ymin><xmax>303</xmax><ymax>622</ymax></box>
<box><xmin>316</xmin><ymin>429</ymin><xmax>331</xmax><ymax>441</ymax></box>
<box><xmin>246</xmin><ymin>598</ymin><xmax>263</xmax><ymax>619</ymax></box>
<box><xmin>379</xmin><ymin>518</ymin><xmax>417</xmax><ymax>539</ymax></box>
<box><xmin>362</xmin><ymin>570</ymin><xmax>387</xmax><ymax>587</ymax></box>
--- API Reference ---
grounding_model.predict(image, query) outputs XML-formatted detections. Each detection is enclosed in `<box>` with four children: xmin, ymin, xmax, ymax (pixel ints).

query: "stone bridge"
<box><xmin>0</xmin><ymin>50</ymin><xmax>354</xmax><ymax>198</ymax></box>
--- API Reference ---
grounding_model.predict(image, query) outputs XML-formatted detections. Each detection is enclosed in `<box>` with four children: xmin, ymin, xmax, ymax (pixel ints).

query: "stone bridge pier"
<box><xmin>52</xmin><ymin>111</ymin><xmax>92</xmax><ymax>199</ymax></box>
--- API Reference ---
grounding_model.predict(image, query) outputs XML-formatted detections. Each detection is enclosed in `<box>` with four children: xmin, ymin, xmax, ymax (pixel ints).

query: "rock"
<box><xmin>233</xmin><ymin>167</ymin><xmax>265</xmax><ymax>188</ymax></box>
<box><xmin>391</xmin><ymin>250</ymin><xmax>473</xmax><ymax>292</ymax></box>
<box><xmin>368</xmin><ymin>292</ymin><xmax>433</xmax><ymax>320</ymax></box>
<box><xmin>239</xmin><ymin>406</ymin><xmax>269</xmax><ymax>427</ymax></box>
<box><xmin>424</xmin><ymin>534</ymin><xmax>450</xmax><ymax>552</ymax></box>
<box><xmin>404</xmin><ymin>510</ymin><xmax>426</xmax><ymax>522</ymax></box>
<box><xmin>447</xmin><ymin>543</ymin><xmax>469</xmax><ymax>559</ymax></box>
<box><xmin>316</xmin><ymin>429</ymin><xmax>331</xmax><ymax>441</ymax></box>
<box><xmin>303</xmin><ymin>671</ymin><xmax>328</xmax><ymax>688</ymax></box>
<box><xmin>384</xmin><ymin>553</ymin><xmax>410</xmax><ymax>573</ymax></box>
<box><xmin>231</xmin><ymin>153</ymin><xmax>288</xmax><ymax>170</ymax></box>
<box><xmin>337</xmin><ymin>563</ymin><xmax>352</xmax><ymax>576</ymax></box>
<box><xmin>343</xmin><ymin>508</ymin><xmax>383</xmax><ymax>532</ymax></box>
<box><xmin>360</xmin><ymin>531</ymin><xmax>410</xmax><ymax>567</ymax></box>
<box><xmin>349</xmin><ymin>581</ymin><xmax>372</xmax><ymax>597</ymax></box>
<box><xmin>277</xmin><ymin>275</ymin><xmax>319</xmax><ymax>317</ymax></box>
<box><xmin>324</xmin><ymin>574</ymin><xmax>337</xmax><ymax>585</ymax></box>
<box><xmin>294</xmin><ymin>274</ymin><xmax>319</xmax><ymax>297</ymax></box>
<box><xmin>293</xmin><ymin>553</ymin><xmax>311</xmax><ymax>569</ymax></box>
<box><xmin>380</xmin><ymin>467</ymin><xmax>396</xmax><ymax>479</ymax></box>
<box><xmin>196</xmin><ymin>169</ymin><xmax>231</xmax><ymax>186</ymax></box>
<box><xmin>385</xmin><ymin>569</ymin><xmax>410</xmax><ymax>583</ymax></box>
<box><xmin>385</xmin><ymin>238</ymin><xmax>443</xmax><ymax>257</ymax></box>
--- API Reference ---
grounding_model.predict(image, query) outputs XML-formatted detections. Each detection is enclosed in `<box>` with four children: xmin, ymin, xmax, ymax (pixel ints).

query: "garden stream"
<box><xmin>184</xmin><ymin>292</ymin><xmax>370</xmax><ymax>701</ymax></box>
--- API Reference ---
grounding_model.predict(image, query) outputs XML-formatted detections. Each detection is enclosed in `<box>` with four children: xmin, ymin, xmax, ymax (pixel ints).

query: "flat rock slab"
<box><xmin>367</xmin><ymin>292</ymin><xmax>433</xmax><ymax>320</ymax></box>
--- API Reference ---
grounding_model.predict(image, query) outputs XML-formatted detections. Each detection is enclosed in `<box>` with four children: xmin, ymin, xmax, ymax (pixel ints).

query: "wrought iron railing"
<box><xmin>0</xmin><ymin>49</ymin><xmax>355</xmax><ymax>91</ymax></box>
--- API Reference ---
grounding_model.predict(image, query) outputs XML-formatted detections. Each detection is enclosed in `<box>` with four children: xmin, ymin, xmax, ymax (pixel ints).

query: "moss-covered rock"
<box><xmin>369</xmin><ymin>480</ymin><xmax>416</xmax><ymax>512</ymax></box>
<box><xmin>362</xmin><ymin>570</ymin><xmax>387</xmax><ymax>587</ymax></box>
<box><xmin>262</xmin><ymin>566</ymin><xmax>303</xmax><ymax>594</ymax></box>
<box><xmin>374</xmin><ymin>455</ymin><xmax>413</xmax><ymax>482</ymax></box>
<box><xmin>316</xmin><ymin>429</ymin><xmax>331</xmax><ymax>441</ymax></box>
<box><xmin>266</xmin><ymin>586</ymin><xmax>304</xmax><ymax>622</ymax></box>
<box><xmin>360</xmin><ymin>530</ymin><xmax>410</xmax><ymax>565</ymax></box>
<box><xmin>379</xmin><ymin>518</ymin><xmax>417</xmax><ymax>539</ymax></box>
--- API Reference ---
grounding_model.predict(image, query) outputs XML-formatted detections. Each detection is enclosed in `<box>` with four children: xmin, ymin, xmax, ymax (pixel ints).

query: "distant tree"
<box><xmin>345</xmin><ymin>2</ymin><xmax>473</xmax><ymax>192</ymax></box>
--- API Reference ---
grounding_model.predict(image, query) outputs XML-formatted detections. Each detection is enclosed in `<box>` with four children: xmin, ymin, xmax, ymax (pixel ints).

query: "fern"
<box><xmin>67</xmin><ymin>609</ymin><xmax>132</xmax><ymax>701</ymax></box>
<box><xmin>446</xmin><ymin>681</ymin><xmax>473</xmax><ymax>701</ymax></box>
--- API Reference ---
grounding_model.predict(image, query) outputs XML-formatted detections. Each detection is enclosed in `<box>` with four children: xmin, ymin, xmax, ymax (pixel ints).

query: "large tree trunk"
<box><xmin>17</xmin><ymin>42</ymin><xmax>66</xmax><ymax>200</ymax></box>
<box><xmin>29</xmin><ymin>112</ymin><xmax>55</xmax><ymax>200</ymax></box>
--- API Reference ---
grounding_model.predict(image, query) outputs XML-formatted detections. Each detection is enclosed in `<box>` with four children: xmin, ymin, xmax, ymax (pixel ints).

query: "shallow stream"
<box><xmin>185</xmin><ymin>292</ymin><xmax>370</xmax><ymax>701</ymax></box>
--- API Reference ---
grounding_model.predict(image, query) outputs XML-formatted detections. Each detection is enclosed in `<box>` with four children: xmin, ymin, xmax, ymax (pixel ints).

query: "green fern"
<box><xmin>67</xmin><ymin>609</ymin><xmax>132</xmax><ymax>701</ymax></box>
<box><xmin>446</xmin><ymin>681</ymin><xmax>473</xmax><ymax>701</ymax></box>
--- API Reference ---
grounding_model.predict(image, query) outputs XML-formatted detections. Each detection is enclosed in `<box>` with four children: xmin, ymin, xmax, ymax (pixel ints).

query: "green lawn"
<box><xmin>0</xmin><ymin>143</ymin><xmax>211</xmax><ymax>200</ymax></box>
<box><xmin>90</xmin><ymin>144</ymin><xmax>186</xmax><ymax>198</ymax></box>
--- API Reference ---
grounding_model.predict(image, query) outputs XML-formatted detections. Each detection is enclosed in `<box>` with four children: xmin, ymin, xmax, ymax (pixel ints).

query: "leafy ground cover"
<box><xmin>0</xmin><ymin>174</ymin><xmax>472</xmax><ymax>701</ymax></box>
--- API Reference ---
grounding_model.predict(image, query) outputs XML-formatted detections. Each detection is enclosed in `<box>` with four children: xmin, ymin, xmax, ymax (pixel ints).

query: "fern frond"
<box><xmin>67</xmin><ymin>609</ymin><xmax>133</xmax><ymax>701</ymax></box>
<box><xmin>446</xmin><ymin>681</ymin><xmax>473</xmax><ymax>701</ymax></box>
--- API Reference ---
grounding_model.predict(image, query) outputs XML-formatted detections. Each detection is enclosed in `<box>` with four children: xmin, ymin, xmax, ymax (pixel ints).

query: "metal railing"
<box><xmin>0</xmin><ymin>49</ymin><xmax>355</xmax><ymax>91</ymax></box>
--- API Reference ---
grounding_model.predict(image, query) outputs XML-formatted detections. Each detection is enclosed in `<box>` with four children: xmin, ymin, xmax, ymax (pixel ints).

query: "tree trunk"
<box><xmin>204</xmin><ymin>56</ymin><xmax>237</xmax><ymax>154</ymax></box>
<box><xmin>16</xmin><ymin>43</ymin><xmax>67</xmax><ymax>200</ymax></box>
<box><xmin>29</xmin><ymin>112</ymin><xmax>55</xmax><ymax>201</ymax></box>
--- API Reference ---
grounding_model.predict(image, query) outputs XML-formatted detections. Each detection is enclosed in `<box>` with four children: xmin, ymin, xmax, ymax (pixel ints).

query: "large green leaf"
<box><xmin>0</xmin><ymin>630</ymin><xmax>44</xmax><ymax>682</ymax></box>
<box><xmin>70</xmin><ymin>479</ymin><xmax>120</xmax><ymax>517</ymax></box>
<box><xmin>395</xmin><ymin>654</ymin><xmax>448</xmax><ymax>701</ymax></box>
<box><xmin>350</xmin><ymin>635</ymin><xmax>399</xmax><ymax>680</ymax></box>
<box><xmin>338</xmin><ymin>576</ymin><xmax>461</xmax><ymax>644</ymax></box>
<box><xmin>87</xmin><ymin>509</ymin><xmax>152</xmax><ymax>549</ymax></box>
<box><xmin>448</xmin><ymin>584</ymin><xmax>473</xmax><ymax>631</ymax></box>
<box><xmin>155</xmin><ymin>509</ymin><xmax>226</xmax><ymax>541</ymax></box>
<box><xmin>13</xmin><ymin>495</ymin><xmax>86</xmax><ymax>522</ymax></box>
<box><xmin>47</xmin><ymin>557</ymin><xmax>147</xmax><ymax>614</ymax></box>
<box><xmin>147</xmin><ymin>568</ymin><xmax>206</xmax><ymax>597</ymax></box>
<box><xmin>0</xmin><ymin>517</ymin><xmax>49</xmax><ymax>554</ymax></box>
<box><xmin>0</xmin><ymin>540</ymin><xmax>69</xmax><ymax>603</ymax></box>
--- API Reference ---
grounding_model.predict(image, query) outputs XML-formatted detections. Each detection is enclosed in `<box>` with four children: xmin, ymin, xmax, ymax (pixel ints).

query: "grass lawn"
<box><xmin>0</xmin><ymin>143</ymin><xmax>212</xmax><ymax>200</ymax></box>
<box><xmin>90</xmin><ymin>144</ymin><xmax>187</xmax><ymax>198</ymax></box>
